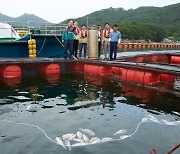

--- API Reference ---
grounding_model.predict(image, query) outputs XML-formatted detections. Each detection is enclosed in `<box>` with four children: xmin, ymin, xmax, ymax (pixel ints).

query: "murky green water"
<box><xmin>0</xmin><ymin>72</ymin><xmax>180</xmax><ymax>154</ymax></box>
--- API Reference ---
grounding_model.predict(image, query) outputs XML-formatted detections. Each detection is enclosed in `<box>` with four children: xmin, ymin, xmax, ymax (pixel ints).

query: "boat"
<box><xmin>0</xmin><ymin>21</ymin><xmax>65</xmax><ymax>58</ymax></box>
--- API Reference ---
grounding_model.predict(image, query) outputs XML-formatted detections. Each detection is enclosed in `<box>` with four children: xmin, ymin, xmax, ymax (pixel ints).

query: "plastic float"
<box><xmin>28</xmin><ymin>39</ymin><xmax>36</xmax><ymax>58</ymax></box>
<box><xmin>160</xmin><ymin>74</ymin><xmax>175</xmax><ymax>82</ymax></box>
<box><xmin>84</xmin><ymin>64</ymin><xmax>112</xmax><ymax>76</ymax></box>
<box><xmin>121</xmin><ymin>68</ymin><xmax>160</xmax><ymax>85</ymax></box>
<box><xmin>0</xmin><ymin>65</ymin><xmax>21</xmax><ymax>78</ymax></box>
<box><xmin>171</xmin><ymin>56</ymin><xmax>180</xmax><ymax>64</ymax></box>
<box><xmin>37</xmin><ymin>64</ymin><xmax>60</xmax><ymax>75</ymax></box>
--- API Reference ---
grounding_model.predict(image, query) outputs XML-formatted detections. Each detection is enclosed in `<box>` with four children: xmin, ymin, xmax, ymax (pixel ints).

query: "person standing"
<box><xmin>79</xmin><ymin>25</ymin><xmax>88</xmax><ymax>58</ymax></box>
<box><xmin>73</xmin><ymin>20</ymin><xmax>80</xmax><ymax>58</ymax></box>
<box><xmin>62</xmin><ymin>19</ymin><xmax>75</xmax><ymax>60</ymax></box>
<box><xmin>109</xmin><ymin>24</ymin><xmax>121</xmax><ymax>61</ymax></box>
<box><xmin>97</xmin><ymin>25</ymin><xmax>102</xmax><ymax>58</ymax></box>
<box><xmin>102</xmin><ymin>23</ymin><xmax>112</xmax><ymax>60</ymax></box>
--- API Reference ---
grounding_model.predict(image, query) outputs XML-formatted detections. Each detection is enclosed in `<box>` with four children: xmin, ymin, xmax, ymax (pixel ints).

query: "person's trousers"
<box><xmin>98</xmin><ymin>41</ymin><xmax>101</xmax><ymax>58</ymax></box>
<box><xmin>104</xmin><ymin>41</ymin><xmax>110</xmax><ymax>59</ymax></box>
<box><xmin>73</xmin><ymin>39</ymin><xmax>79</xmax><ymax>58</ymax></box>
<box><xmin>64</xmin><ymin>40</ymin><xmax>74</xmax><ymax>59</ymax></box>
<box><xmin>110</xmin><ymin>41</ymin><xmax>118</xmax><ymax>61</ymax></box>
<box><xmin>79</xmin><ymin>43</ymin><xmax>87</xmax><ymax>58</ymax></box>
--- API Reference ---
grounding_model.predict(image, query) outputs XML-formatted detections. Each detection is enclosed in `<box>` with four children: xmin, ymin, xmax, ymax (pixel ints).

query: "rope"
<box><xmin>2</xmin><ymin>120</ymin><xmax>58</xmax><ymax>145</ymax></box>
<box><xmin>36</xmin><ymin>36</ymin><xmax>47</xmax><ymax>55</ymax></box>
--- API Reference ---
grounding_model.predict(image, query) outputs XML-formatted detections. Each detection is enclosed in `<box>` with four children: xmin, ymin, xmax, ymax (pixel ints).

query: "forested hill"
<box><xmin>62</xmin><ymin>3</ymin><xmax>180</xmax><ymax>42</ymax></box>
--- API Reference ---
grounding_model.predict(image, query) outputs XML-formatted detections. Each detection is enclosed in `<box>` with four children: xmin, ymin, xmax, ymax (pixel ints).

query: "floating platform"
<box><xmin>0</xmin><ymin>50</ymin><xmax>180</xmax><ymax>81</ymax></box>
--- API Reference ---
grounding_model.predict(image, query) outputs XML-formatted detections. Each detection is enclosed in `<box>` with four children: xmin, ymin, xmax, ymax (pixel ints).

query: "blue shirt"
<box><xmin>110</xmin><ymin>31</ymin><xmax>121</xmax><ymax>43</ymax></box>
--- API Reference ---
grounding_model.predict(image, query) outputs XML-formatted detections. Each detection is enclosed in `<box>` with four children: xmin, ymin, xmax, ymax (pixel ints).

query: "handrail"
<box><xmin>1</xmin><ymin>21</ymin><xmax>67</xmax><ymax>35</ymax></box>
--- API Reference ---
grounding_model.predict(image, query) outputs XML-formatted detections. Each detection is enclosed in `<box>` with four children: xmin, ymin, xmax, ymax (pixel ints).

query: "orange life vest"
<box><xmin>80</xmin><ymin>30</ymin><xmax>88</xmax><ymax>38</ymax></box>
<box><xmin>66</xmin><ymin>26</ymin><xmax>75</xmax><ymax>34</ymax></box>
<box><xmin>74</xmin><ymin>27</ymin><xmax>80</xmax><ymax>35</ymax></box>
<box><xmin>103</xmin><ymin>28</ymin><xmax>110</xmax><ymax>38</ymax></box>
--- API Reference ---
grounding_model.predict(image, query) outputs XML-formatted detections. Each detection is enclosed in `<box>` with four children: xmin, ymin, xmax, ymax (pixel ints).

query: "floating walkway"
<box><xmin>0</xmin><ymin>50</ymin><xmax>180</xmax><ymax>86</ymax></box>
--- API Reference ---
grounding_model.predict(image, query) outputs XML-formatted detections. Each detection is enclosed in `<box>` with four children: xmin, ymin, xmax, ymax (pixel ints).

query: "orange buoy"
<box><xmin>118</xmin><ymin>44</ymin><xmax>123</xmax><ymax>50</ymax></box>
<box><xmin>37</xmin><ymin>64</ymin><xmax>60</xmax><ymax>75</ymax></box>
<box><xmin>0</xmin><ymin>65</ymin><xmax>21</xmax><ymax>78</ymax></box>
<box><xmin>121</xmin><ymin>69</ymin><xmax>160</xmax><ymax>85</ymax></box>
<box><xmin>133</xmin><ymin>44</ymin><xmax>138</xmax><ymax>49</ymax></box>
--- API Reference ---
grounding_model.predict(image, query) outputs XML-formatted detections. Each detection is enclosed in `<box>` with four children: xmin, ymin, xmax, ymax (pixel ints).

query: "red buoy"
<box><xmin>171</xmin><ymin>56</ymin><xmax>180</xmax><ymax>64</ymax></box>
<box><xmin>160</xmin><ymin>74</ymin><xmax>175</xmax><ymax>82</ymax></box>
<box><xmin>84</xmin><ymin>64</ymin><xmax>112</xmax><ymax>76</ymax></box>
<box><xmin>37</xmin><ymin>64</ymin><xmax>60</xmax><ymax>75</ymax></box>
<box><xmin>0</xmin><ymin>65</ymin><xmax>21</xmax><ymax>78</ymax></box>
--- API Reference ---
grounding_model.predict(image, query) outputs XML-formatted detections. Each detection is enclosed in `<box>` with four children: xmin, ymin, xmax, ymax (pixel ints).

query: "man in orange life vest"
<box><xmin>73</xmin><ymin>20</ymin><xmax>80</xmax><ymax>58</ymax></box>
<box><xmin>62</xmin><ymin>19</ymin><xmax>76</xmax><ymax>60</ymax></box>
<box><xmin>97</xmin><ymin>25</ymin><xmax>102</xmax><ymax>58</ymax></box>
<box><xmin>79</xmin><ymin>24</ymin><xmax>88</xmax><ymax>58</ymax></box>
<box><xmin>102</xmin><ymin>23</ymin><xmax>113</xmax><ymax>60</ymax></box>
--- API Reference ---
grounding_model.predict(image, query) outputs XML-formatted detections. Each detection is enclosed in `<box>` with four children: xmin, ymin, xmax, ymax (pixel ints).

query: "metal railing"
<box><xmin>3</xmin><ymin>21</ymin><xmax>67</xmax><ymax>35</ymax></box>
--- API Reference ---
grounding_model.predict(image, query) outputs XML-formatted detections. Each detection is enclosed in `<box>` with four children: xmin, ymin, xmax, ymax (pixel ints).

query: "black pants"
<box><xmin>98</xmin><ymin>41</ymin><xmax>101</xmax><ymax>58</ymax></box>
<box><xmin>73</xmin><ymin>39</ymin><xmax>79</xmax><ymax>58</ymax></box>
<box><xmin>64</xmin><ymin>40</ymin><xmax>74</xmax><ymax>59</ymax></box>
<box><xmin>110</xmin><ymin>42</ymin><xmax>118</xmax><ymax>60</ymax></box>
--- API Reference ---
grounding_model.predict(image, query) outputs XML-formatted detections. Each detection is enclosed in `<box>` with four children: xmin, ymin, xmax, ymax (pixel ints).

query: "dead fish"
<box><xmin>64</xmin><ymin>140</ymin><xmax>71</xmax><ymax>151</ymax></box>
<box><xmin>55</xmin><ymin>137</ymin><xmax>66</xmax><ymax>149</ymax></box>
<box><xmin>76</xmin><ymin>131</ymin><xmax>83</xmax><ymax>139</ymax></box>
<box><xmin>113</xmin><ymin>129</ymin><xmax>127</xmax><ymax>135</ymax></box>
<box><xmin>89</xmin><ymin>137</ymin><xmax>101</xmax><ymax>144</ymax></box>
<box><xmin>101</xmin><ymin>137</ymin><xmax>113</xmax><ymax>142</ymax></box>
<box><xmin>83</xmin><ymin>134</ymin><xmax>89</xmax><ymax>143</ymax></box>
<box><xmin>71</xmin><ymin>142</ymin><xmax>88</xmax><ymax>147</ymax></box>
<box><xmin>119</xmin><ymin>135</ymin><xmax>130</xmax><ymax>140</ymax></box>
<box><xmin>73</xmin><ymin>138</ymin><xmax>85</xmax><ymax>143</ymax></box>
<box><xmin>62</xmin><ymin>134</ymin><xmax>76</xmax><ymax>141</ymax></box>
<box><xmin>79</xmin><ymin>128</ymin><xmax>95</xmax><ymax>136</ymax></box>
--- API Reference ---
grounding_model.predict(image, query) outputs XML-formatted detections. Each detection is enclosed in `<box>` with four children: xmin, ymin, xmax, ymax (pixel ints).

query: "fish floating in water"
<box><xmin>62</xmin><ymin>133</ymin><xmax>76</xmax><ymax>141</ymax></box>
<box><xmin>55</xmin><ymin>137</ymin><xmax>66</xmax><ymax>149</ymax></box>
<box><xmin>119</xmin><ymin>135</ymin><xmax>130</xmax><ymax>140</ymax></box>
<box><xmin>113</xmin><ymin>129</ymin><xmax>127</xmax><ymax>136</ymax></box>
<box><xmin>73</xmin><ymin>138</ymin><xmax>84</xmax><ymax>143</ymax></box>
<box><xmin>90</xmin><ymin>137</ymin><xmax>101</xmax><ymax>144</ymax></box>
<box><xmin>80</xmin><ymin>128</ymin><xmax>95</xmax><ymax>136</ymax></box>
<box><xmin>101</xmin><ymin>137</ymin><xmax>113</xmax><ymax>142</ymax></box>
<box><xmin>76</xmin><ymin>131</ymin><xmax>83</xmax><ymax>139</ymax></box>
<box><xmin>82</xmin><ymin>134</ymin><xmax>89</xmax><ymax>143</ymax></box>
